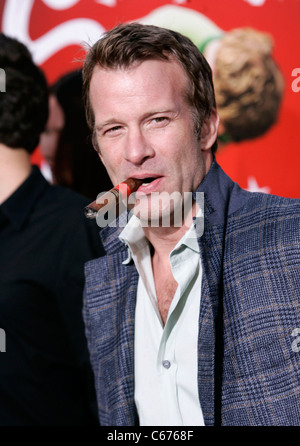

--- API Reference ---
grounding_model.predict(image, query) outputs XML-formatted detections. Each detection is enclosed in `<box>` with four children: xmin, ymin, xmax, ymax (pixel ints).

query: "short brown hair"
<box><xmin>82</xmin><ymin>22</ymin><xmax>217</xmax><ymax>153</ymax></box>
<box><xmin>214</xmin><ymin>27</ymin><xmax>284</xmax><ymax>142</ymax></box>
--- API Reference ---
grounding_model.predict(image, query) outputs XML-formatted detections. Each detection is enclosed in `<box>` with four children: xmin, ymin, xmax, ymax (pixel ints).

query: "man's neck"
<box><xmin>142</xmin><ymin>199</ymin><xmax>199</xmax><ymax>261</ymax></box>
<box><xmin>140</xmin><ymin>201</ymin><xmax>199</xmax><ymax>325</ymax></box>
<box><xmin>0</xmin><ymin>143</ymin><xmax>32</xmax><ymax>204</ymax></box>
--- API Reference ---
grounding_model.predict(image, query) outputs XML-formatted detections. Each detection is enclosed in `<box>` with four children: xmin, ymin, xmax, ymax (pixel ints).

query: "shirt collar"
<box><xmin>119</xmin><ymin>205</ymin><xmax>203</xmax><ymax>264</ymax></box>
<box><xmin>173</xmin><ymin>218</ymin><xmax>200</xmax><ymax>254</ymax></box>
<box><xmin>119</xmin><ymin>214</ymin><xmax>146</xmax><ymax>264</ymax></box>
<box><xmin>0</xmin><ymin>165</ymin><xmax>49</xmax><ymax>230</ymax></box>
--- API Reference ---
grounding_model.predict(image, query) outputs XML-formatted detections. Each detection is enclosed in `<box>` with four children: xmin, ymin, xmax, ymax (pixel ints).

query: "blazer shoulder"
<box><xmin>226</xmin><ymin>192</ymin><xmax>300</xmax><ymax>247</ymax></box>
<box><xmin>232</xmin><ymin>191</ymin><xmax>300</xmax><ymax>218</ymax></box>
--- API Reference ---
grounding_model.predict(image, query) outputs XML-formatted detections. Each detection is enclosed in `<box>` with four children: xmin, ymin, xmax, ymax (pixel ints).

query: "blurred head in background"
<box><xmin>137</xmin><ymin>5</ymin><xmax>284</xmax><ymax>147</ymax></box>
<box><xmin>209</xmin><ymin>28</ymin><xmax>284</xmax><ymax>145</ymax></box>
<box><xmin>40</xmin><ymin>69</ymin><xmax>112</xmax><ymax>198</ymax></box>
<box><xmin>0</xmin><ymin>32</ymin><xmax>48</xmax><ymax>154</ymax></box>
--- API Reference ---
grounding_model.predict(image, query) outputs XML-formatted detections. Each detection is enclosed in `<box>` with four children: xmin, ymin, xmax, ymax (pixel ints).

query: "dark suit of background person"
<box><xmin>0</xmin><ymin>33</ymin><xmax>102</xmax><ymax>426</ymax></box>
<box><xmin>82</xmin><ymin>24</ymin><xmax>300</xmax><ymax>426</ymax></box>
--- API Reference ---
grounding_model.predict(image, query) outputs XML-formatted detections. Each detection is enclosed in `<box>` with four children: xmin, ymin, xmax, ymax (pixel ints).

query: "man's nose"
<box><xmin>124</xmin><ymin>127</ymin><xmax>155</xmax><ymax>165</ymax></box>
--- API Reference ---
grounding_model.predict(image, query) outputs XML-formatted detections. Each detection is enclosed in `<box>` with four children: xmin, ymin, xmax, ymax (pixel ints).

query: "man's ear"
<box><xmin>200</xmin><ymin>108</ymin><xmax>219</xmax><ymax>152</ymax></box>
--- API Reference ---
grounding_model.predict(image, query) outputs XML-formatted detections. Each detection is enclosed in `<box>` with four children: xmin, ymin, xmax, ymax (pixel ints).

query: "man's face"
<box><xmin>89</xmin><ymin>58</ymin><xmax>217</xmax><ymax>224</ymax></box>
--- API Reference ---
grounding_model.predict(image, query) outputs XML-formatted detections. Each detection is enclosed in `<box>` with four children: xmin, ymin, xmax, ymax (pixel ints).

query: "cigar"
<box><xmin>84</xmin><ymin>178</ymin><xmax>143</xmax><ymax>219</ymax></box>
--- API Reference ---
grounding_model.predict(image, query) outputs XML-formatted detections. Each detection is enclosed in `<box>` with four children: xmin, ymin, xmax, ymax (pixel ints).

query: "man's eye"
<box><xmin>105</xmin><ymin>125</ymin><xmax>122</xmax><ymax>134</ymax></box>
<box><xmin>153</xmin><ymin>117</ymin><xmax>167</xmax><ymax>123</ymax></box>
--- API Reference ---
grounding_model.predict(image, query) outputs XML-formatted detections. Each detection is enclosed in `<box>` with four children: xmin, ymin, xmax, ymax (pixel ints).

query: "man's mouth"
<box><xmin>140</xmin><ymin>177</ymin><xmax>157</xmax><ymax>186</ymax></box>
<box><xmin>131</xmin><ymin>176</ymin><xmax>163</xmax><ymax>193</ymax></box>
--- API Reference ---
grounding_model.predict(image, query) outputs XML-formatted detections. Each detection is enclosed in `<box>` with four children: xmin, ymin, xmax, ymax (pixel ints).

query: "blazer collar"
<box><xmin>195</xmin><ymin>159</ymin><xmax>249</xmax><ymax>227</ymax></box>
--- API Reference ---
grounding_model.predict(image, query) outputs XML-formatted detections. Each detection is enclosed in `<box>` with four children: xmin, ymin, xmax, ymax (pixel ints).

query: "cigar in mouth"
<box><xmin>84</xmin><ymin>177</ymin><xmax>143</xmax><ymax>219</ymax></box>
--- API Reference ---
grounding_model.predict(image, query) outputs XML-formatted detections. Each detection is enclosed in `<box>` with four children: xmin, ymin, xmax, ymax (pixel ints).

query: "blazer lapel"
<box><xmin>85</xmin><ymin>220</ymin><xmax>139</xmax><ymax>425</ymax></box>
<box><xmin>197</xmin><ymin>214</ymin><xmax>225</xmax><ymax>426</ymax></box>
<box><xmin>195</xmin><ymin>160</ymin><xmax>249</xmax><ymax>426</ymax></box>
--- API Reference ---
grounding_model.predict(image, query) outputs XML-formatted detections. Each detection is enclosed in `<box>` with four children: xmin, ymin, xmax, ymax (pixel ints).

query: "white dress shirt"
<box><xmin>119</xmin><ymin>214</ymin><xmax>205</xmax><ymax>426</ymax></box>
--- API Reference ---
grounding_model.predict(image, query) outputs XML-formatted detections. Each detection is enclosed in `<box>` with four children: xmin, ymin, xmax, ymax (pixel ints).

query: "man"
<box><xmin>82</xmin><ymin>23</ymin><xmax>300</xmax><ymax>426</ymax></box>
<box><xmin>0</xmin><ymin>33</ymin><xmax>102</xmax><ymax>425</ymax></box>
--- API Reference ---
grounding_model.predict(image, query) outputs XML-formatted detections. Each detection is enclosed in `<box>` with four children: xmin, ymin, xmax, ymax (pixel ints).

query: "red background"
<box><xmin>1</xmin><ymin>0</ymin><xmax>299</xmax><ymax>197</ymax></box>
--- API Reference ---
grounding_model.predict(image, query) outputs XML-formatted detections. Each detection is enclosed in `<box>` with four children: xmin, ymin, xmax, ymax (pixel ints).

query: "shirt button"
<box><xmin>162</xmin><ymin>360</ymin><xmax>171</xmax><ymax>369</ymax></box>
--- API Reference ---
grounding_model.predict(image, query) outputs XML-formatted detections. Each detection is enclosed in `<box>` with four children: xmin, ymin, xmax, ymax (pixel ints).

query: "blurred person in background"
<box><xmin>0</xmin><ymin>33</ymin><xmax>102</xmax><ymax>426</ymax></box>
<box><xmin>40</xmin><ymin>69</ymin><xmax>112</xmax><ymax>198</ymax></box>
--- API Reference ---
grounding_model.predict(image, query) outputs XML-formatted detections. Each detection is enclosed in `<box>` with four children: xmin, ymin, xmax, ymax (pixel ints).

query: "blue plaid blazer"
<box><xmin>83</xmin><ymin>161</ymin><xmax>300</xmax><ymax>426</ymax></box>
